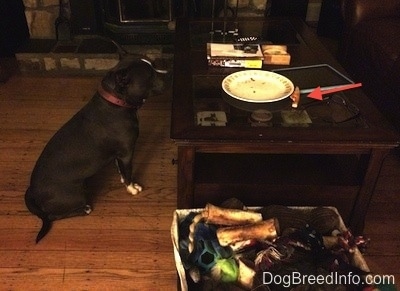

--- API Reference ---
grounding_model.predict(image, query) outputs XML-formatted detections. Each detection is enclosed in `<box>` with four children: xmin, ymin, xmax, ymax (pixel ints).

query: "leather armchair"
<box><xmin>339</xmin><ymin>0</ymin><xmax>400</xmax><ymax>130</ymax></box>
<box><xmin>341</xmin><ymin>0</ymin><xmax>400</xmax><ymax>27</ymax></box>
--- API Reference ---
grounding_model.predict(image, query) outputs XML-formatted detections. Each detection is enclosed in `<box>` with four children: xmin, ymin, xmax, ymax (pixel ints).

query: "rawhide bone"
<box><xmin>237</xmin><ymin>258</ymin><xmax>256</xmax><ymax>290</ymax></box>
<box><xmin>202</xmin><ymin>203</ymin><xmax>263</xmax><ymax>225</ymax></box>
<box><xmin>216</xmin><ymin>218</ymin><xmax>279</xmax><ymax>246</ymax></box>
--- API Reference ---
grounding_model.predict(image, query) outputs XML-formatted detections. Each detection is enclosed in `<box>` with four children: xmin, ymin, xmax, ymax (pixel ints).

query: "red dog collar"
<box><xmin>98</xmin><ymin>85</ymin><xmax>141</xmax><ymax>109</ymax></box>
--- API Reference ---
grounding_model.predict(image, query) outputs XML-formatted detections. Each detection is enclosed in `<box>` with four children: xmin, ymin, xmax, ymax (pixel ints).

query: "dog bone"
<box><xmin>216</xmin><ymin>218</ymin><xmax>279</xmax><ymax>246</ymax></box>
<box><xmin>202</xmin><ymin>203</ymin><xmax>262</xmax><ymax>226</ymax></box>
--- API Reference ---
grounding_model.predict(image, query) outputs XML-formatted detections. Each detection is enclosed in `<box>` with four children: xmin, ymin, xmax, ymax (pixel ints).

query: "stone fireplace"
<box><xmin>23</xmin><ymin>0</ymin><xmax>175</xmax><ymax>43</ymax></box>
<box><xmin>18</xmin><ymin>0</ymin><xmax>323</xmax><ymax>74</ymax></box>
<box><xmin>23</xmin><ymin>0</ymin><xmax>269</xmax><ymax>41</ymax></box>
<box><xmin>18</xmin><ymin>0</ymin><xmax>270</xmax><ymax>74</ymax></box>
<box><xmin>19</xmin><ymin>0</ymin><xmax>178</xmax><ymax>73</ymax></box>
<box><xmin>100</xmin><ymin>0</ymin><xmax>175</xmax><ymax>44</ymax></box>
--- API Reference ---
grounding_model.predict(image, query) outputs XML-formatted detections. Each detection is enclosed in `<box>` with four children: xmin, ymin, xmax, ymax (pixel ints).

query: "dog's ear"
<box><xmin>102</xmin><ymin>67</ymin><xmax>131</xmax><ymax>93</ymax></box>
<box><xmin>113</xmin><ymin>68</ymin><xmax>132</xmax><ymax>93</ymax></box>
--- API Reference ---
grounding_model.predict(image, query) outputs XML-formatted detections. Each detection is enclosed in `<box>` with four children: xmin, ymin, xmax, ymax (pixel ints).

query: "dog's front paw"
<box><xmin>85</xmin><ymin>205</ymin><xmax>92</xmax><ymax>215</ymax></box>
<box><xmin>127</xmin><ymin>183</ymin><xmax>142</xmax><ymax>195</ymax></box>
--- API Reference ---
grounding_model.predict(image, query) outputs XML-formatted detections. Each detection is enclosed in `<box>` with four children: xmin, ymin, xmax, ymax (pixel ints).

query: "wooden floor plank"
<box><xmin>0</xmin><ymin>250</ymin><xmax>175</xmax><ymax>270</ymax></box>
<box><xmin>0</xmin><ymin>268</ymin><xmax>177</xmax><ymax>291</ymax></box>
<box><xmin>0</xmin><ymin>230</ymin><xmax>174</xmax><ymax>252</ymax></box>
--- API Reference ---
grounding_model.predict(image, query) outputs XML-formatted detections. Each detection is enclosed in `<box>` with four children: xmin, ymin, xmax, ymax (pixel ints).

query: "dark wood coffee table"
<box><xmin>171</xmin><ymin>17</ymin><xmax>399</xmax><ymax>234</ymax></box>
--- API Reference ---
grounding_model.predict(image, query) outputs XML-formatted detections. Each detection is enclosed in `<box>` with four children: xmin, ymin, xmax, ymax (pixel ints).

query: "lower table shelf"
<box><xmin>192</xmin><ymin>153</ymin><xmax>366</xmax><ymax>224</ymax></box>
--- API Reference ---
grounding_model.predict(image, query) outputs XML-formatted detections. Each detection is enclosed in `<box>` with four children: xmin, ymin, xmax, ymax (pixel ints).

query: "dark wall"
<box><xmin>0</xmin><ymin>0</ymin><xmax>30</xmax><ymax>57</ymax></box>
<box><xmin>269</xmin><ymin>0</ymin><xmax>309</xmax><ymax>20</ymax></box>
<box><xmin>317</xmin><ymin>0</ymin><xmax>344</xmax><ymax>38</ymax></box>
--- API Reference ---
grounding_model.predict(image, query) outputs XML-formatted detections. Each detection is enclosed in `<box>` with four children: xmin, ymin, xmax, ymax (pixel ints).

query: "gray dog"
<box><xmin>25</xmin><ymin>58</ymin><xmax>164</xmax><ymax>243</ymax></box>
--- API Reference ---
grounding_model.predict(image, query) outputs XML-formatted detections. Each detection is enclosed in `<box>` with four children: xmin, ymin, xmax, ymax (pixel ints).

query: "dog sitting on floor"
<box><xmin>25</xmin><ymin>57</ymin><xmax>165</xmax><ymax>243</ymax></box>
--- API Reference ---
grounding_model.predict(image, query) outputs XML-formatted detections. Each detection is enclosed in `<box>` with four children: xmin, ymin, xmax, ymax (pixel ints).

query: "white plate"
<box><xmin>222</xmin><ymin>70</ymin><xmax>294</xmax><ymax>103</ymax></box>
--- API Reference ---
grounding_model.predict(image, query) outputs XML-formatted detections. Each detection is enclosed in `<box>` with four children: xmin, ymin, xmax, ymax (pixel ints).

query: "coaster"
<box><xmin>281</xmin><ymin>110</ymin><xmax>312</xmax><ymax>126</ymax></box>
<box><xmin>250</xmin><ymin>109</ymin><xmax>273</xmax><ymax>122</ymax></box>
<box><xmin>197</xmin><ymin>111</ymin><xmax>227</xmax><ymax>126</ymax></box>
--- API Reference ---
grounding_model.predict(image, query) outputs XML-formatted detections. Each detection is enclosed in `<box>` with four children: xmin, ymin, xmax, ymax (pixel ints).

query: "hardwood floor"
<box><xmin>0</xmin><ymin>75</ymin><xmax>178</xmax><ymax>290</ymax></box>
<box><xmin>0</xmin><ymin>72</ymin><xmax>399</xmax><ymax>290</ymax></box>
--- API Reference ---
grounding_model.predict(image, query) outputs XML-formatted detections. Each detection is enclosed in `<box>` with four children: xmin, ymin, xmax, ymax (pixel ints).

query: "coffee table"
<box><xmin>171</xmin><ymin>17</ymin><xmax>399</xmax><ymax>234</ymax></box>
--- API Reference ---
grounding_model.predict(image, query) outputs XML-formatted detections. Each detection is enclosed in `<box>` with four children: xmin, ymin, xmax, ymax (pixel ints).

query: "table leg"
<box><xmin>350</xmin><ymin>148</ymin><xmax>390</xmax><ymax>234</ymax></box>
<box><xmin>177</xmin><ymin>146</ymin><xmax>195</xmax><ymax>209</ymax></box>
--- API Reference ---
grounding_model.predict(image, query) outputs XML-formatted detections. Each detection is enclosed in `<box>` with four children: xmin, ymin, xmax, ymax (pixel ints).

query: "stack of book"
<box><xmin>207</xmin><ymin>43</ymin><xmax>264</xmax><ymax>68</ymax></box>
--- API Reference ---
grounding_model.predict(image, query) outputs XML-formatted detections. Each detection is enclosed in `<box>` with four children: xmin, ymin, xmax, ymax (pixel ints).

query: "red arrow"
<box><xmin>307</xmin><ymin>83</ymin><xmax>363</xmax><ymax>100</ymax></box>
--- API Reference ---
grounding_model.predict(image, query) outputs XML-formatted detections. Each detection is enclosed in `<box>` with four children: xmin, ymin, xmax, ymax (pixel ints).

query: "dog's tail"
<box><xmin>24</xmin><ymin>187</ymin><xmax>53</xmax><ymax>243</ymax></box>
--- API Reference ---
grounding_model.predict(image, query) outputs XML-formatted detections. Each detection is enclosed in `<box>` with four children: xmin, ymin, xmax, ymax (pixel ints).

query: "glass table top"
<box><xmin>193</xmin><ymin>75</ymin><xmax>368</xmax><ymax>129</ymax></box>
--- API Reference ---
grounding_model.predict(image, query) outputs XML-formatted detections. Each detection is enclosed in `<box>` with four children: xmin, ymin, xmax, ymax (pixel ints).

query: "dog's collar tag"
<box><xmin>98</xmin><ymin>85</ymin><xmax>140</xmax><ymax>109</ymax></box>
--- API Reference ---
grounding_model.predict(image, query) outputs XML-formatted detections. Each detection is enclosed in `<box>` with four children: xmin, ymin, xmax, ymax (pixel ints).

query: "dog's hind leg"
<box><xmin>115</xmin><ymin>158</ymin><xmax>142</xmax><ymax>195</ymax></box>
<box><xmin>115</xmin><ymin>159</ymin><xmax>126</xmax><ymax>184</ymax></box>
<box><xmin>47</xmin><ymin>203</ymin><xmax>92</xmax><ymax>221</ymax></box>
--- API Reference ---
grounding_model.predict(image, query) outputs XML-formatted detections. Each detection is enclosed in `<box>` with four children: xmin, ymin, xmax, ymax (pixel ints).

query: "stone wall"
<box><xmin>23</xmin><ymin>0</ymin><xmax>65</xmax><ymax>39</ymax></box>
<box><xmin>228</xmin><ymin>0</ymin><xmax>268</xmax><ymax>16</ymax></box>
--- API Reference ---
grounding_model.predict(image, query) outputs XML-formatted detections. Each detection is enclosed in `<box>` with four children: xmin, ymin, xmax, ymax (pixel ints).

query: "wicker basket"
<box><xmin>171</xmin><ymin>206</ymin><xmax>370</xmax><ymax>291</ymax></box>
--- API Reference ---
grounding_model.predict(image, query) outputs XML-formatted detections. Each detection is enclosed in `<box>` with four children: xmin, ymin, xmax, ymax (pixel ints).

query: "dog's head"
<box><xmin>100</xmin><ymin>57</ymin><xmax>166</xmax><ymax>108</ymax></box>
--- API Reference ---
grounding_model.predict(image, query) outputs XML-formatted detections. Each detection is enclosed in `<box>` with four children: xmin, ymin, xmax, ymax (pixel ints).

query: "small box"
<box><xmin>262</xmin><ymin>45</ymin><xmax>291</xmax><ymax>65</ymax></box>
